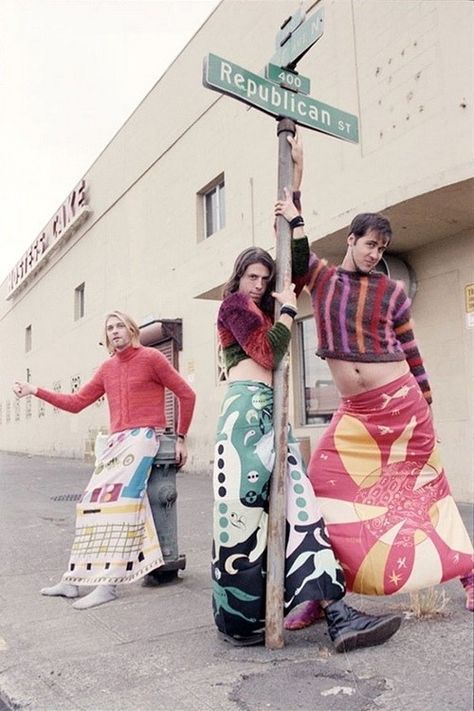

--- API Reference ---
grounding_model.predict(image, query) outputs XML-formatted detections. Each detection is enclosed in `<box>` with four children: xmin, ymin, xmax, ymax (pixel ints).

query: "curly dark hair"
<box><xmin>223</xmin><ymin>247</ymin><xmax>275</xmax><ymax>316</ymax></box>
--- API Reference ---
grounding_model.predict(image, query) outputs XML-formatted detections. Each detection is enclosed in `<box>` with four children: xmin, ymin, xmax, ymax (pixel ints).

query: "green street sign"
<box><xmin>271</xmin><ymin>7</ymin><xmax>325</xmax><ymax>69</ymax></box>
<box><xmin>275</xmin><ymin>7</ymin><xmax>305</xmax><ymax>49</ymax></box>
<box><xmin>203</xmin><ymin>53</ymin><xmax>358</xmax><ymax>143</ymax></box>
<box><xmin>265</xmin><ymin>63</ymin><xmax>311</xmax><ymax>95</ymax></box>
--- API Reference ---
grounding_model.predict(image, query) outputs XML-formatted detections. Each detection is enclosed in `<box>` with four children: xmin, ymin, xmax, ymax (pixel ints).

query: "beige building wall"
<box><xmin>1</xmin><ymin>0</ymin><xmax>473</xmax><ymax>499</ymax></box>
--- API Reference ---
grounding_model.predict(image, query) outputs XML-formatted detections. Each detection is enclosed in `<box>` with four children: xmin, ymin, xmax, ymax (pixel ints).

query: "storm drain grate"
<box><xmin>50</xmin><ymin>493</ymin><xmax>82</xmax><ymax>502</ymax></box>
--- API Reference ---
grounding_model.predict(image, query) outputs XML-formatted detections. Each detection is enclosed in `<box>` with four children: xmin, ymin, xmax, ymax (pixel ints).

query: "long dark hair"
<box><xmin>222</xmin><ymin>247</ymin><xmax>276</xmax><ymax>316</ymax></box>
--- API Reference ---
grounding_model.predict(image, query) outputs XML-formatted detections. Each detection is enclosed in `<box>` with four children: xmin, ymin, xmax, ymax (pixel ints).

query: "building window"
<box><xmin>74</xmin><ymin>283</ymin><xmax>85</xmax><ymax>320</ymax></box>
<box><xmin>297</xmin><ymin>317</ymin><xmax>339</xmax><ymax>425</ymax></box>
<box><xmin>25</xmin><ymin>325</ymin><xmax>32</xmax><ymax>352</ymax></box>
<box><xmin>198</xmin><ymin>174</ymin><xmax>225</xmax><ymax>240</ymax></box>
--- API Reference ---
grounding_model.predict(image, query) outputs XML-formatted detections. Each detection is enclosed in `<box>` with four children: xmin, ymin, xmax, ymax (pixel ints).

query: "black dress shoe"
<box><xmin>324</xmin><ymin>599</ymin><xmax>402</xmax><ymax>653</ymax></box>
<box><xmin>217</xmin><ymin>630</ymin><xmax>265</xmax><ymax>647</ymax></box>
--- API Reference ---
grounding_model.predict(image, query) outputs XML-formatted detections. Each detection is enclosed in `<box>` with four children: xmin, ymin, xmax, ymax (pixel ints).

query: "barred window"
<box><xmin>297</xmin><ymin>317</ymin><xmax>339</xmax><ymax>425</ymax></box>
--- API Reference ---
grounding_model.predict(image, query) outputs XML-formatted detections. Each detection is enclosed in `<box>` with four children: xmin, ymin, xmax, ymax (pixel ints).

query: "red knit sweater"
<box><xmin>36</xmin><ymin>345</ymin><xmax>196</xmax><ymax>434</ymax></box>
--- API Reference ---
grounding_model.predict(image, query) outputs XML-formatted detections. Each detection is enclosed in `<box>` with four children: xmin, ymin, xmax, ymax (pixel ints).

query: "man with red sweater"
<box><xmin>13</xmin><ymin>310</ymin><xmax>195</xmax><ymax>609</ymax></box>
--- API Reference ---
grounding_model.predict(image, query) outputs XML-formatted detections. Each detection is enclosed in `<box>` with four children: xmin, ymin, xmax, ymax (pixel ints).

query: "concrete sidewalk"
<box><xmin>0</xmin><ymin>451</ymin><xmax>473</xmax><ymax>711</ymax></box>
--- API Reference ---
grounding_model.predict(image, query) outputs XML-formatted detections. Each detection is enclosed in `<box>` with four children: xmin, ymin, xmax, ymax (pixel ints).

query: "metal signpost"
<box><xmin>203</xmin><ymin>3</ymin><xmax>359</xmax><ymax>650</ymax></box>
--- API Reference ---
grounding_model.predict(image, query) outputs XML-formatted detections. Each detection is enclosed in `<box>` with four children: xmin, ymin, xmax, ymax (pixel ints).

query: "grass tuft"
<box><xmin>406</xmin><ymin>588</ymin><xmax>450</xmax><ymax>618</ymax></box>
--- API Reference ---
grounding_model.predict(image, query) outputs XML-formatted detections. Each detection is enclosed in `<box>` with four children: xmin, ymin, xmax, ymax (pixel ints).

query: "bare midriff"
<box><xmin>227</xmin><ymin>357</ymin><xmax>409</xmax><ymax>396</ymax></box>
<box><xmin>227</xmin><ymin>358</ymin><xmax>273</xmax><ymax>386</ymax></box>
<box><xmin>327</xmin><ymin>358</ymin><xmax>409</xmax><ymax>398</ymax></box>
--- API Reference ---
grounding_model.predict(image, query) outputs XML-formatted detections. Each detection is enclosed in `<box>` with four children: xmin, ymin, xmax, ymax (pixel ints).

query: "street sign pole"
<box><xmin>202</xmin><ymin>2</ymin><xmax>359</xmax><ymax>652</ymax></box>
<box><xmin>265</xmin><ymin>117</ymin><xmax>295</xmax><ymax>650</ymax></box>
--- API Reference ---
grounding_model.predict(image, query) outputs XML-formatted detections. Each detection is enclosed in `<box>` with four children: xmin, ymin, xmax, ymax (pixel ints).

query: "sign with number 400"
<box><xmin>265</xmin><ymin>63</ymin><xmax>311</xmax><ymax>95</ymax></box>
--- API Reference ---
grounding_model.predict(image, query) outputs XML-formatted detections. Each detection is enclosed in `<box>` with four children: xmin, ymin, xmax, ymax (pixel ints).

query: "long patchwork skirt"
<box><xmin>308</xmin><ymin>372</ymin><xmax>474</xmax><ymax>595</ymax></box>
<box><xmin>62</xmin><ymin>427</ymin><xmax>164</xmax><ymax>586</ymax></box>
<box><xmin>212</xmin><ymin>381</ymin><xmax>345</xmax><ymax>639</ymax></box>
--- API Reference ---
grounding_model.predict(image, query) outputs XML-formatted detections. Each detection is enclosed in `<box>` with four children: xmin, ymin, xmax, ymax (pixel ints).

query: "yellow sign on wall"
<box><xmin>465</xmin><ymin>284</ymin><xmax>474</xmax><ymax>329</ymax></box>
<box><xmin>465</xmin><ymin>284</ymin><xmax>474</xmax><ymax>313</ymax></box>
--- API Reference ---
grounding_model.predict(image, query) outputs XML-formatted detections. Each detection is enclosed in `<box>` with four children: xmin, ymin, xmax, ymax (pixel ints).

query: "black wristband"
<box><xmin>280</xmin><ymin>305</ymin><xmax>298</xmax><ymax>319</ymax></box>
<box><xmin>177</xmin><ymin>433</ymin><xmax>186</xmax><ymax>440</ymax></box>
<box><xmin>289</xmin><ymin>215</ymin><xmax>305</xmax><ymax>229</ymax></box>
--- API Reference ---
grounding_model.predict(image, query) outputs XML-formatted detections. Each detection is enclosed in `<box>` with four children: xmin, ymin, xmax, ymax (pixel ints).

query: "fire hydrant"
<box><xmin>144</xmin><ymin>433</ymin><xmax>186</xmax><ymax>585</ymax></box>
<box><xmin>94</xmin><ymin>431</ymin><xmax>185</xmax><ymax>585</ymax></box>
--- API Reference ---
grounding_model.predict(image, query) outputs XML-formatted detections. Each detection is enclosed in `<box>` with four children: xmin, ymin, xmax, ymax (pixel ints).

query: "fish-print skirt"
<box><xmin>308</xmin><ymin>372</ymin><xmax>473</xmax><ymax>595</ymax></box>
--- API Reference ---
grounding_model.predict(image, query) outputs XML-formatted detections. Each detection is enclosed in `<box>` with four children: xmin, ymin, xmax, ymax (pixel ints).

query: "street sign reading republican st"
<box><xmin>203</xmin><ymin>53</ymin><xmax>358</xmax><ymax>143</ymax></box>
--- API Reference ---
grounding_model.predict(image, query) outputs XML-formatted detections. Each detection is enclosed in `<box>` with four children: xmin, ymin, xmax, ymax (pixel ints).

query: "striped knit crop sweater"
<box><xmin>307</xmin><ymin>253</ymin><xmax>432</xmax><ymax>403</ymax></box>
<box><xmin>35</xmin><ymin>345</ymin><xmax>196</xmax><ymax>434</ymax></box>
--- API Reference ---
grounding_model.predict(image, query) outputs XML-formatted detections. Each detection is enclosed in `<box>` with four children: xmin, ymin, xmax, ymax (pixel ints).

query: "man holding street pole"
<box><xmin>274</xmin><ymin>161</ymin><xmax>473</xmax><ymax>621</ymax></box>
<box><xmin>212</xmin><ymin>134</ymin><xmax>403</xmax><ymax>651</ymax></box>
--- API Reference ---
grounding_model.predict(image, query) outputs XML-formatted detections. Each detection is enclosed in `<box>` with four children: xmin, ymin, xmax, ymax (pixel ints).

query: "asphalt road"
<box><xmin>0</xmin><ymin>450</ymin><xmax>473</xmax><ymax>711</ymax></box>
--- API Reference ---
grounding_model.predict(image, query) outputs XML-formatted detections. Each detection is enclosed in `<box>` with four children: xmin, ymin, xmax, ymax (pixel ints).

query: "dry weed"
<box><xmin>405</xmin><ymin>587</ymin><xmax>450</xmax><ymax>618</ymax></box>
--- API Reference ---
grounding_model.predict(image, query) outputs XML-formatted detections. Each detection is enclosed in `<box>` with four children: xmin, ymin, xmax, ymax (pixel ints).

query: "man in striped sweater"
<box><xmin>275</xmin><ymin>194</ymin><xmax>473</xmax><ymax>630</ymax></box>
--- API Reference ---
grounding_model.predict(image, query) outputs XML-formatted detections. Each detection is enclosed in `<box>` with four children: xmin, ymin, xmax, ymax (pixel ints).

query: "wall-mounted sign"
<box><xmin>7</xmin><ymin>179</ymin><xmax>90</xmax><ymax>300</ymax></box>
<box><xmin>465</xmin><ymin>283</ymin><xmax>474</xmax><ymax>329</ymax></box>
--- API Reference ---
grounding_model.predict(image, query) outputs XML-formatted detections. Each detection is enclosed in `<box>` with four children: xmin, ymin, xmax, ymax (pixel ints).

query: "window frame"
<box><xmin>74</xmin><ymin>282</ymin><xmax>85</xmax><ymax>321</ymax></box>
<box><xmin>197</xmin><ymin>173</ymin><xmax>225</xmax><ymax>241</ymax></box>
<box><xmin>25</xmin><ymin>325</ymin><xmax>32</xmax><ymax>353</ymax></box>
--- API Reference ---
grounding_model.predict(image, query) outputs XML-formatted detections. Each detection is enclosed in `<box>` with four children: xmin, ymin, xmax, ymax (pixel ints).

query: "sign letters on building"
<box><xmin>7</xmin><ymin>179</ymin><xmax>90</xmax><ymax>299</ymax></box>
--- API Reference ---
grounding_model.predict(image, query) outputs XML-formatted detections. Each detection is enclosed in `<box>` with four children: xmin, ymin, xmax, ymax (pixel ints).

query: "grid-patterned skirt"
<box><xmin>62</xmin><ymin>427</ymin><xmax>163</xmax><ymax>586</ymax></box>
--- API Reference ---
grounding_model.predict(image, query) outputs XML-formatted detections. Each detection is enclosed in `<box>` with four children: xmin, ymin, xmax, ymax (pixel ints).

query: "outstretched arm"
<box><xmin>13</xmin><ymin>372</ymin><xmax>105</xmax><ymax>412</ymax></box>
<box><xmin>13</xmin><ymin>382</ymin><xmax>37</xmax><ymax>398</ymax></box>
<box><xmin>274</xmin><ymin>186</ymin><xmax>305</xmax><ymax>240</ymax></box>
<box><xmin>274</xmin><ymin>186</ymin><xmax>309</xmax><ymax>295</ymax></box>
<box><xmin>288</xmin><ymin>128</ymin><xmax>303</xmax><ymax>193</ymax></box>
